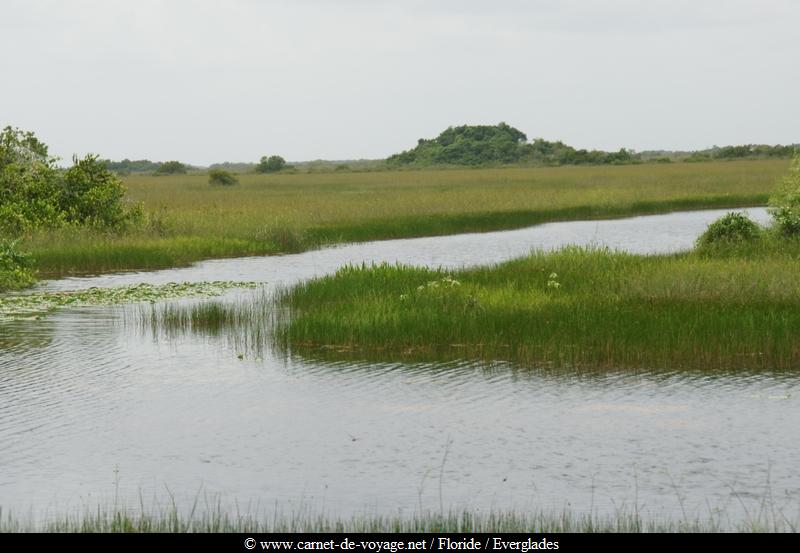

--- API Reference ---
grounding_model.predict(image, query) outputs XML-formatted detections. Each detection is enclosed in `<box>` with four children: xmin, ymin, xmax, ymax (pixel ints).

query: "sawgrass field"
<box><xmin>23</xmin><ymin>159</ymin><xmax>787</xmax><ymax>277</ymax></box>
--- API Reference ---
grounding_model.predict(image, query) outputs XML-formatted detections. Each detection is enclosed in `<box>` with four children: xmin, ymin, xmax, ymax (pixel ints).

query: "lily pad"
<box><xmin>0</xmin><ymin>281</ymin><xmax>260</xmax><ymax>320</ymax></box>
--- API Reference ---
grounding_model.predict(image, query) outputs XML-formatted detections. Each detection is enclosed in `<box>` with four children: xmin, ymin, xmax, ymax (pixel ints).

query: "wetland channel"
<box><xmin>2</xmin><ymin>207</ymin><xmax>798</xmax><ymax>527</ymax></box>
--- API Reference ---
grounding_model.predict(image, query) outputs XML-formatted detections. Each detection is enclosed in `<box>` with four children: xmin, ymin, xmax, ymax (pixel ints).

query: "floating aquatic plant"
<box><xmin>0</xmin><ymin>281</ymin><xmax>260</xmax><ymax>320</ymax></box>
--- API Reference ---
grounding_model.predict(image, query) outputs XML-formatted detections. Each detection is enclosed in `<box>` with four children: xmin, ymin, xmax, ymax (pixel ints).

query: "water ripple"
<box><xmin>2</xmin><ymin>207</ymin><xmax>799</xmax><ymax>526</ymax></box>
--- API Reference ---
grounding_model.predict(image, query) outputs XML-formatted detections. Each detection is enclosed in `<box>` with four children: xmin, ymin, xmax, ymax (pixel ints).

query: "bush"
<box><xmin>0</xmin><ymin>126</ymin><xmax>63</xmax><ymax>233</ymax></box>
<box><xmin>768</xmin><ymin>156</ymin><xmax>800</xmax><ymax>235</ymax></box>
<box><xmin>154</xmin><ymin>160</ymin><xmax>188</xmax><ymax>175</ymax></box>
<box><xmin>255</xmin><ymin>155</ymin><xmax>287</xmax><ymax>173</ymax></box>
<box><xmin>62</xmin><ymin>155</ymin><xmax>140</xmax><ymax>229</ymax></box>
<box><xmin>0</xmin><ymin>239</ymin><xmax>35</xmax><ymax>291</ymax></box>
<box><xmin>0</xmin><ymin>126</ymin><xmax>139</xmax><ymax>234</ymax></box>
<box><xmin>208</xmin><ymin>168</ymin><xmax>239</xmax><ymax>186</ymax></box>
<box><xmin>697</xmin><ymin>212</ymin><xmax>762</xmax><ymax>247</ymax></box>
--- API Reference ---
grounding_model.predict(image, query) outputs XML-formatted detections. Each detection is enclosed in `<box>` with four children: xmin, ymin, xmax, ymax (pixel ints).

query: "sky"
<box><xmin>2</xmin><ymin>0</ymin><xmax>798</xmax><ymax>165</ymax></box>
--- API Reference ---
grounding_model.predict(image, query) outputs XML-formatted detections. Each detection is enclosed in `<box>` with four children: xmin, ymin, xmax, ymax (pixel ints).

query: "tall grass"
<box><xmin>1</xmin><ymin>504</ymin><xmax>793</xmax><ymax>533</ymax></box>
<box><xmin>21</xmin><ymin>160</ymin><xmax>787</xmax><ymax>276</ymax></box>
<box><xmin>274</xmin><ymin>235</ymin><xmax>800</xmax><ymax>370</ymax></box>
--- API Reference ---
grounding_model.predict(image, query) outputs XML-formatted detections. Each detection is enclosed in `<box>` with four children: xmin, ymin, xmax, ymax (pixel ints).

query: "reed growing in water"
<box><xmin>275</xmin><ymin>235</ymin><xmax>800</xmax><ymax>370</ymax></box>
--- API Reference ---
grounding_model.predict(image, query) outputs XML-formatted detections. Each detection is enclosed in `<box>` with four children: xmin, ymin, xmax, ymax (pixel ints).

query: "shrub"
<box><xmin>768</xmin><ymin>155</ymin><xmax>800</xmax><ymax>235</ymax></box>
<box><xmin>0</xmin><ymin>126</ymin><xmax>139</xmax><ymax>234</ymax></box>
<box><xmin>62</xmin><ymin>155</ymin><xmax>140</xmax><ymax>229</ymax></box>
<box><xmin>0</xmin><ymin>126</ymin><xmax>64</xmax><ymax>233</ymax></box>
<box><xmin>0</xmin><ymin>239</ymin><xmax>35</xmax><ymax>291</ymax></box>
<box><xmin>697</xmin><ymin>212</ymin><xmax>761</xmax><ymax>247</ymax></box>
<box><xmin>208</xmin><ymin>168</ymin><xmax>239</xmax><ymax>186</ymax></box>
<box><xmin>154</xmin><ymin>160</ymin><xmax>188</xmax><ymax>175</ymax></box>
<box><xmin>255</xmin><ymin>155</ymin><xmax>286</xmax><ymax>173</ymax></box>
<box><xmin>684</xmin><ymin>153</ymin><xmax>712</xmax><ymax>163</ymax></box>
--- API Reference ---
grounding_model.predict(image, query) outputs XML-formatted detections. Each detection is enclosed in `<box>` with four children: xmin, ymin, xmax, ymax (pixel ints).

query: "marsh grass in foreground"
<box><xmin>0</xmin><ymin>505</ymin><xmax>794</xmax><ymax>533</ymax></box>
<box><xmin>273</xmin><ymin>237</ymin><xmax>800</xmax><ymax>370</ymax></box>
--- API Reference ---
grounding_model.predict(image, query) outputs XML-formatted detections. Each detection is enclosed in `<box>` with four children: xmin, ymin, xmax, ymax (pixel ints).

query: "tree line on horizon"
<box><xmin>92</xmin><ymin>123</ymin><xmax>797</xmax><ymax>174</ymax></box>
<box><xmin>386</xmin><ymin>123</ymin><xmax>798</xmax><ymax>167</ymax></box>
<box><xmin>102</xmin><ymin>155</ymin><xmax>289</xmax><ymax>176</ymax></box>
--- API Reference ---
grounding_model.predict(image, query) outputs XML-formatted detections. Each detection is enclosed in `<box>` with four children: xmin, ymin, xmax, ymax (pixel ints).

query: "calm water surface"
<box><xmin>2</xmin><ymin>207</ymin><xmax>799</xmax><ymax>526</ymax></box>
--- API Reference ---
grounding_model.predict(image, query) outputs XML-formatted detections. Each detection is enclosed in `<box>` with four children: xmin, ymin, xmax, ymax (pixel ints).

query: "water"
<box><xmin>2</xmin><ymin>207</ymin><xmax>799</xmax><ymax>526</ymax></box>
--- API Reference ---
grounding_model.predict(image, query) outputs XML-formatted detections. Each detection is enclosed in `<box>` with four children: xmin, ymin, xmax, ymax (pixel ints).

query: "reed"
<box><xmin>274</xmin><ymin>235</ymin><xmax>800</xmax><ymax>370</ymax></box>
<box><xmin>1</xmin><ymin>504</ymin><xmax>792</xmax><ymax>533</ymax></box>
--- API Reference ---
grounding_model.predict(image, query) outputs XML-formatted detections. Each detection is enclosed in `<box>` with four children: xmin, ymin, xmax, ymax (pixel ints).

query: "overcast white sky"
<box><xmin>2</xmin><ymin>0</ymin><xmax>798</xmax><ymax>165</ymax></box>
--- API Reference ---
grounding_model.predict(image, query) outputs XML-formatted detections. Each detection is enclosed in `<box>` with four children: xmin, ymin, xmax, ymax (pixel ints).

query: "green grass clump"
<box><xmin>275</xmin><ymin>238</ymin><xmax>800</xmax><ymax>370</ymax></box>
<box><xmin>135</xmin><ymin>290</ymin><xmax>274</xmax><ymax>351</ymax></box>
<box><xmin>19</xmin><ymin>160</ymin><xmax>788</xmax><ymax>277</ymax></box>
<box><xmin>696</xmin><ymin>212</ymin><xmax>762</xmax><ymax>247</ymax></box>
<box><xmin>208</xmin><ymin>168</ymin><xmax>239</xmax><ymax>186</ymax></box>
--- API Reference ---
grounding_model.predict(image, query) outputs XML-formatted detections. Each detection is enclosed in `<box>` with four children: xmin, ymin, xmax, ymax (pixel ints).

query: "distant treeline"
<box><xmin>387</xmin><ymin>123</ymin><xmax>798</xmax><ymax>168</ymax></box>
<box><xmin>679</xmin><ymin>144</ymin><xmax>799</xmax><ymax>163</ymax></box>
<box><xmin>209</xmin><ymin>162</ymin><xmax>256</xmax><ymax>173</ymax></box>
<box><xmin>101</xmin><ymin>125</ymin><xmax>798</xmax><ymax>175</ymax></box>
<box><xmin>102</xmin><ymin>158</ymin><xmax>162</xmax><ymax>174</ymax></box>
<box><xmin>209</xmin><ymin>159</ymin><xmax>386</xmax><ymax>173</ymax></box>
<box><xmin>102</xmin><ymin>159</ymin><xmax>197</xmax><ymax>175</ymax></box>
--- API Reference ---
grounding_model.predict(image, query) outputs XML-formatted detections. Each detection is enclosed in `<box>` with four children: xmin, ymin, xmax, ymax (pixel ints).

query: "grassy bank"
<box><xmin>22</xmin><ymin>160</ymin><xmax>787</xmax><ymax>277</ymax></box>
<box><xmin>274</xmin><ymin>235</ymin><xmax>800</xmax><ymax>370</ymax></box>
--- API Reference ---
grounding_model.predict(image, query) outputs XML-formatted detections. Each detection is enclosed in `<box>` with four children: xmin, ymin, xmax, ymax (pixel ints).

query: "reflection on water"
<box><xmin>0</xmin><ymin>319</ymin><xmax>55</xmax><ymax>351</ymax></box>
<box><xmin>2</xmin><ymin>207</ymin><xmax>799</xmax><ymax>527</ymax></box>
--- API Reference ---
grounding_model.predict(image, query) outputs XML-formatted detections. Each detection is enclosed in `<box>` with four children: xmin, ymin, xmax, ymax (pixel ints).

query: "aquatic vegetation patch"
<box><xmin>0</xmin><ymin>281</ymin><xmax>259</xmax><ymax>320</ymax></box>
<box><xmin>133</xmin><ymin>289</ymin><xmax>275</xmax><ymax>356</ymax></box>
<box><xmin>275</xmin><ymin>239</ymin><xmax>800</xmax><ymax>370</ymax></box>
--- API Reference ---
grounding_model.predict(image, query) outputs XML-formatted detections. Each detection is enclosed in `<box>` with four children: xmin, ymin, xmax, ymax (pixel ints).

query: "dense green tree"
<box><xmin>0</xmin><ymin>238</ymin><xmax>34</xmax><ymax>291</ymax></box>
<box><xmin>102</xmin><ymin>158</ymin><xmax>162</xmax><ymax>175</ymax></box>
<box><xmin>387</xmin><ymin>124</ymin><xmax>647</xmax><ymax>167</ymax></box>
<box><xmin>154</xmin><ymin>160</ymin><xmax>188</xmax><ymax>175</ymax></box>
<box><xmin>387</xmin><ymin>123</ymin><xmax>798</xmax><ymax>168</ymax></box>
<box><xmin>1</xmin><ymin>126</ymin><xmax>64</xmax><ymax>233</ymax></box>
<box><xmin>62</xmin><ymin>155</ymin><xmax>135</xmax><ymax>228</ymax></box>
<box><xmin>0</xmin><ymin>126</ymin><xmax>139</xmax><ymax>235</ymax></box>
<box><xmin>0</xmin><ymin>126</ymin><xmax>50</xmax><ymax>167</ymax></box>
<box><xmin>769</xmin><ymin>156</ymin><xmax>800</xmax><ymax>235</ymax></box>
<box><xmin>388</xmin><ymin>123</ymin><xmax>529</xmax><ymax>167</ymax></box>
<box><xmin>255</xmin><ymin>155</ymin><xmax>287</xmax><ymax>173</ymax></box>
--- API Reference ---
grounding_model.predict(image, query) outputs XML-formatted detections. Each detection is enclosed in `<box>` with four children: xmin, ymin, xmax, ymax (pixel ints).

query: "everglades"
<box><xmin>2</xmin><ymin>1</ymin><xmax>800</xmax><ymax>534</ymax></box>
